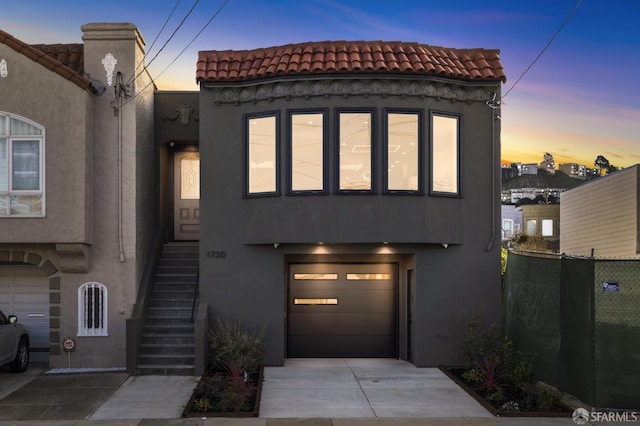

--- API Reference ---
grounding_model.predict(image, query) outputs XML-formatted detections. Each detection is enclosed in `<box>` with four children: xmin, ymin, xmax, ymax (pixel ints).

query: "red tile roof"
<box><xmin>197</xmin><ymin>40</ymin><xmax>506</xmax><ymax>84</ymax></box>
<box><xmin>0</xmin><ymin>29</ymin><xmax>94</xmax><ymax>93</ymax></box>
<box><xmin>31</xmin><ymin>44</ymin><xmax>84</xmax><ymax>75</ymax></box>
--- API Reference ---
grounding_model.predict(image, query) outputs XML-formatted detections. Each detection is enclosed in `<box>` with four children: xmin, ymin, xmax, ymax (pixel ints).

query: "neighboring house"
<box><xmin>501</xmin><ymin>204</ymin><xmax>522</xmax><ymax>241</ymax></box>
<box><xmin>0</xmin><ymin>24</ymin><xmax>155</xmax><ymax>368</ymax></box>
<box><xmin>559</xmin><ymin>163</ymin><xmax>587</xmax><ymax>180</ymax></box>
<box><xmin>521</xmin><ymin>163</ymin><xmax>538</xmax><ymax>175</ymax></box>
<box><xmin>520</xmin><ymin>204</ymin><xmax>560</xmax><ymax>250</ymax></box>
<box><xmin>539</xmin><ymin>159</ymin><xmax>555</xmax><ymax>174</ymax></box>
<box><xmin>501</xmin><ymin>187</ymin><xmax>563</xmax><ymax>204</ymax></box>
<box><xmin>561</xmin><ymin>165</ymin><xmax>640</xmax><ymax>258</ymax></box>
<box><xmin>196</xmin><ymin>41</ymin><xmax>506</xmax><ymax>366</ymax></box>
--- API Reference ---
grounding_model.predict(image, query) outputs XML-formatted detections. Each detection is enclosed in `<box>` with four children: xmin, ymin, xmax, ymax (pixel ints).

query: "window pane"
<box><xmin>10</xmin><ymin>117</ymin><xmax>42</xmax><ymax>135</ymax></box>
<box><xmin>347</xmin><ymin>273</ymin><xmax>391</xmax><ymax>280</ymax></box>
<box><xmin>526</xmin><ymin>219</ymin><xmax>537</xmax><ymax>236</ymax></box>
<box><xmin>432</xmin><ymin>115</ymin><xmax>458</xmax><ymax>194</ymax></box>
<box><xmin>10</xmin><ymin>195</ymin><xmax>42</xmax><ymax>215</ymax></box>
<box><xmin>12</xmin><ymin>140</ymin><xmax>40</xmax><ymax>190</ymax></box>
<box><xmin>542</xmin><ymin>219</ymin><xmax>554</xmax><ymax>236</ymax></box>
<box><xmin>0</xmin><ymin>195</ymin><xmax>6</xmax><ymax>216</ymax></box>
<box><xmin>248</xmin><ymin>116</ymin><xmax>277</xmax><ymax>194</ymax></box>
<box><xmin>294</xmin><ymin>298</ymin><xmax>338</xmax><ymax>305</ymax></box>
<box><xmin>293</xmin><ymin>273</ymin><xmax>338</xmax><ymax>280</ymax></box>
<box><xmin>180</xmin><ymin>156</ymin><xmax>200</xmax><ymax>200</ymax></box>
<box><xmin>387</xmin><ymin>113</ymin><xmax>418</xmax><ymax>191</ymax></box>
<box><xmin>0</xmin><ymin>116</ymin><xmax>7</xmax><ymax>135</ymax></box>
<box><xmin>339</xmin><ymin>112</ymin><xmax>371</xmax><ymax>190</ymax></box>
<box><xmin>291</xmin><ymin>113</ymin><xmax>323</xmax><ymax>191</ymax></box>
<box><xmin>503</xmin><ymin>219</ymin><xmax>513</xmax><ymax>238</ymax></box>
<box><xmin>0</xmin><ymin>138</ymin><xmax>7</xmax><ymax>192</ymax></box>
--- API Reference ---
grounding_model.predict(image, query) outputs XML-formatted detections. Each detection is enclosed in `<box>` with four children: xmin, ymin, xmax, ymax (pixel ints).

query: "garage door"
<box><xmin>0</xmin><ymin>265</ymin><xmax>50</xmax><ymax>363</ymax></box>
<box><xmin>288</xmin><ymin>263</ymin><xmax>397</xmax><ymax>358</ymax></box>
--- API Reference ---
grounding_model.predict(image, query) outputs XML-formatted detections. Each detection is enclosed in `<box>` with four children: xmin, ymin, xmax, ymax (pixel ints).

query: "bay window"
<box><xmin>246</xmin><ymin>113</ymin><xmax>279</xmax><ymax>196</ymax></box>
<box><xmin>337</xmin><ymin>110</ymin><xmax>374</xmax><ymax>192</ymax></box>
<box><xmin>431</xmin><ymin>113</ymin><xmax>459</xmax><ymax>195</ymax></box>
<box><xmin>385</xmin><ymin>110</ymin><xmax>421</xmax><ymax>193</ymax></box>
<box><xmin>289</xmin><ymin>111</ymin><xmax>326</xmax><ymax>193</ymax></box>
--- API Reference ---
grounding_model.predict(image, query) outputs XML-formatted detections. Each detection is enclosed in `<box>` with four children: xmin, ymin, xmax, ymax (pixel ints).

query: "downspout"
<box><xmin>118</xmin><ymin>95</ymin><xmax>125</xmax><ymax>263</ymax></box>
<box><xmin>113</xmin><ymin>71</ymin><xmax>127</xmax><ymax>263</ymax></box>
<box><xmin>486</xmin><ymin>90</ymin><xmax>501</xmax><ymax>252</ymax></box>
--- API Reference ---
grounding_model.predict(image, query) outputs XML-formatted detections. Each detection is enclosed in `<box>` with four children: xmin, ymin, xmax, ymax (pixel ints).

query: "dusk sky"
<box><xmin>1</xmin><ymin>1</ymin><xmax>638</xmax><ymax>168</ymax></box>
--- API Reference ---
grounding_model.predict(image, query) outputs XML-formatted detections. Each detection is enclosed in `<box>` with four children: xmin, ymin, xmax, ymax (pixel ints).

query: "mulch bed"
<box><xmin>440</xmin><ymin>366</ymin><xmax>573</xmax><ymax>417</ymax></box>
<box><xmin>182</xmin><ymin>367</ymin><xmax>263</xmax><ymax>418</ymax></box>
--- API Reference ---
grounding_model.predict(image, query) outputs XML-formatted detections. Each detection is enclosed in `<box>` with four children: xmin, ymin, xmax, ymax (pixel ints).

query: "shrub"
<box><xmin>208</xmin><ymin>318</ymin><xmax>266</xmax><ymax>374</ymax></box>
<box><xmin>456</xmin><ymin>309</ymin><xmax>564</xmax><ymax>413</ymax></box>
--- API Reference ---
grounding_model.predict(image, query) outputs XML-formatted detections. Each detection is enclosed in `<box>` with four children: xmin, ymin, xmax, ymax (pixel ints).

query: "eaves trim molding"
<box><xmin>202</xmin><ymin>77</ymin><xmax>500</xmax><ymax>106</ymax></box>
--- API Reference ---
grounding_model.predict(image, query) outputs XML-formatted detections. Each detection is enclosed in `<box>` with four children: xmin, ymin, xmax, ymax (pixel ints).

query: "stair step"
<box><xmin>160</xmin><ymin>251</ymin><xmax>200</xmax><ymax>262</ymax></box>
<box><xmin>139</xmin><ymin>343</ymin><xmax>195</xmax><ymax>355</ymax></box>
<box><xmin>144</xmin><ymin>322</ymin><xmax>194</xmax><ymax>331</ymax></box>
<box><xmin>155</xmin><ymin>273</ymin><xmax>197</xmax><ymax>282</ymax></box>
<box><xmin>135</xmin><ymin>243</ymin><xmax>200</xmax><ymax>376</ymax></box>
<box><xmin>148</xmin><ymin>307</ymin><xmax>193</xmax><ymax>315</ymax></box>
<box><xmin>136</xmin><ymin>364</ymin><xmax>195</xmax><ymax>376</ymax></box>
<box><xmin>141</xmin><ymin>335</ymin><xmax>195</xmax><ymax>345</ymax></box>
<box><xmin>149</xmin><ymin>300</ymin><xmax>194</xmax><ymax>308</ymax></box>
<box><xmin>156</xmin><ymin>265</ymin><xmax>198</xmax><ymax>278</ymax></box>
<box><xmin>138</xmin><ymin>353</ymin><xmax>195</xmax><ymax>365</ymax></box>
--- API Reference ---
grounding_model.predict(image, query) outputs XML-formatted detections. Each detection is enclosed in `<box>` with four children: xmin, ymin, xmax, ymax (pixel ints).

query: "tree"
<box><xmin>594</xmin><ymin>155</ymin><xmax>619</xmax><ymax>176</ymax></box>
<box><xmin>543</xmin><ymin>152</ymin><xmax>554</xmax><ymax>163</ymax></box>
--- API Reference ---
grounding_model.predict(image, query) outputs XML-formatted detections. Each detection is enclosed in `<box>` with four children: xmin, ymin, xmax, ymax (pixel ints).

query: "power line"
<box><xmin>128</xmin><ymin>0</ymin><xmax>182</xmax><ymax>84</ymax></box>
<box><xmin>128</xmin><ymin>0</ymin><xmax>201</xmax><ymax>86</ymax></box>
<box><xmin>503</xmin><ymin>0</ymin><xmax>584</xmax><ymax>99</ymax></box>
<box><xmin>118</xmin><ymin>0</ymin><xmax>230</xmax><ymax>109</ymax></box>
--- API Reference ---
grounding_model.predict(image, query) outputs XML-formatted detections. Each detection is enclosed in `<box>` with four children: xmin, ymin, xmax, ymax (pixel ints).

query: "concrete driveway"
<box><xmin>259</xmin><ymin>358</ymin><xmax>493</xmax><ymax>418</ymax></box>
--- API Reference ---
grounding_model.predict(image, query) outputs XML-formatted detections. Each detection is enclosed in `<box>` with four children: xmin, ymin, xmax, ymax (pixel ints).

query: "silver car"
<box><xmin>0</xmin><ymin>310</ymin><xmax>30</xmax><ymax>372</ymax></box>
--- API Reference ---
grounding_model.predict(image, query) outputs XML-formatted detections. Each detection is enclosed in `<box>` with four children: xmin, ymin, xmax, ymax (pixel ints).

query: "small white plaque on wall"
<box><xmin>0</xmin><ymin>59</ymin><xmax>7</xmax><ymax>78</ymax></box>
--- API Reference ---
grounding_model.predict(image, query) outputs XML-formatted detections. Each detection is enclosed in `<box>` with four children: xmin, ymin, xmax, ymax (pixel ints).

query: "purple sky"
<box><xmin>1</xmin><ymin>0</ymin><xmax>638</xmax><ymax>167</ymax></box>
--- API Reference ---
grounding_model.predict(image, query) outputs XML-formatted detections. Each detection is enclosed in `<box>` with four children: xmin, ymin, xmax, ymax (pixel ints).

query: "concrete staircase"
<box><xmin>136</xmin><ymin>242</ymin><xmax>199</xmax><ymax>375</ymax></box>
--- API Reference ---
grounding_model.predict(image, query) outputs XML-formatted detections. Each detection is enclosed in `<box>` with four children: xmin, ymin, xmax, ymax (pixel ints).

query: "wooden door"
<box><xmin>174</xmin><ymin>151</ymin><xmax>200</xmax><ymax>241</ymax></box>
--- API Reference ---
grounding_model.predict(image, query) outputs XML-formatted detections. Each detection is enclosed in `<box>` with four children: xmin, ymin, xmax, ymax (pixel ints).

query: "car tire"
<box><xmin>9</xmin><ymin>337</ymin><xmax>29</xmax><ymax>373</ymax></box>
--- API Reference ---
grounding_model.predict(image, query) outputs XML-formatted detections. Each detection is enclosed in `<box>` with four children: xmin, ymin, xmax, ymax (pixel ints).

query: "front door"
<box><xmin>174</xmin><ymin>151</ymin><xmax>200</xmax><ymax>241</ymax></box>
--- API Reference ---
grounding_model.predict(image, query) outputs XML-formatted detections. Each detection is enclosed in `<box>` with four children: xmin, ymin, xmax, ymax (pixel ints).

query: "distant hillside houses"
<box><xmin>501</xmin><ymin>160</ymin><xmax>594</xmax><ymax>205</ymax></box>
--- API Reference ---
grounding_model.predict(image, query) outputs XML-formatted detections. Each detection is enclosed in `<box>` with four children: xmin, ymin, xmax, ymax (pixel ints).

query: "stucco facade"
<box><xmin>197</xmin><ymin>43</ymin><xmax>505</xmax><ymax>366</ymax></box>
<box><xmin>0</xmin><ymin>23</ymin><xmax>155</xmax><ymax>368</ymax></box>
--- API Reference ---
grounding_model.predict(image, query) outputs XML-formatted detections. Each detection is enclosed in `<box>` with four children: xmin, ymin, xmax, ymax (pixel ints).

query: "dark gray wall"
<box><xmin>199</xmin><ymin>76</ymin><xmax>502</xmax><ymax>366</ymax></box>
<box><xmin>154</xmin><ymin>91</ymin><xmax>200</xmax><ymax>240</ymax></box>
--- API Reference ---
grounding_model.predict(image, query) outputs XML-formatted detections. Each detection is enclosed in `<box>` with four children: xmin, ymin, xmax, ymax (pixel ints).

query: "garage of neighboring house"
<box><xmin>0</xmin><ymin>264</ymin><xmax>50</xmax><ymax>363</ymax></box>
<box><xmin>287</xmin><ymin>263</ymin><xmax>398</xmax><ymax>358</ymax></box>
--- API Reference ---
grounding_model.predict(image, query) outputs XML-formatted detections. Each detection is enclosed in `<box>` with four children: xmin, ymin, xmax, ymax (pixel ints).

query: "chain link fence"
<box><xmin>503</xmin><ymin>251</ymin><xmax>640</xmax><ymax>410</ymax></box>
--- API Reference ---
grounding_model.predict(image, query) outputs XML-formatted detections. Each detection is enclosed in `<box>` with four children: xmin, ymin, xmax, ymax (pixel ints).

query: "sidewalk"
<box><xmin>0</xmin><ymin>359</ymin><xmax>587</xmax><ymax>425</ymax></box>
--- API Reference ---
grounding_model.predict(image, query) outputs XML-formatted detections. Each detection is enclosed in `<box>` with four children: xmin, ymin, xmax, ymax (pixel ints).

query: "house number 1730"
<box><xmin>207</xmin><ymin>251</ymin><xmax>226</xmax><ymax>259</ymax></box>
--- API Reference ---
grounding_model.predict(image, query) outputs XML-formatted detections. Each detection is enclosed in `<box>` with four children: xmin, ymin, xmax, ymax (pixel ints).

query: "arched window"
<box><xmin>78</xmin><ymin>282</ymin><xmax>108</xmax><ymax>336</ymax></box>
<box><xmin>0</xmin><ymin>112</ymin><xmax>45</xmax><ymax>216</ymax></box>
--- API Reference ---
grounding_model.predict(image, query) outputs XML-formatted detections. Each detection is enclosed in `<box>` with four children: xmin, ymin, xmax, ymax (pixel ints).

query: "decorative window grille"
<box><xmin>78</xmin><ymin>282</ymin><xmax>108</xmax><ymax>336</ymax></box>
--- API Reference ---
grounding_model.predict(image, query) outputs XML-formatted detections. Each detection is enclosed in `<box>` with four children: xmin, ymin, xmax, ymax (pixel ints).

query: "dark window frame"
<box><xmin>383</xmin><ymin>108</ymin><xmax>424</xmax><ymax>195</ymax></box>
<box><xmin>429</xmin><ymin>110</ymin><xmax>462</xmax><ymax>197</ymax></box>
<box><xmin>334</xmin><ymin>108</ymin><xmax>377</xmax><ymax>194</ymax></box>
<box><xmin>286</xmin><ymin>108</ymin><xmax>329</xmax><ymax>195</ymax></box>
<box><xmin>243</xmin><ymin>111</ymin><xmax>281</xmax><ymax>198</ymax></box>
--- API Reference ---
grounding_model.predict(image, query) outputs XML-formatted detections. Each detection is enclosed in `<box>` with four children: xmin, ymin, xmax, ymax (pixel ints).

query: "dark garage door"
<box><xmin>288</xmin><ymin>263</ymin><xmax>397</xmax><ymax>357</ymax></box>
